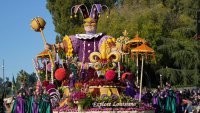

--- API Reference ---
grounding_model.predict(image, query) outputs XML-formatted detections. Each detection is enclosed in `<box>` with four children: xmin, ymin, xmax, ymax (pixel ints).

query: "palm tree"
<box><xmin>16</xmin><ymin>70</ymin><xmax>29</xmax><ymax>87</ymax></box>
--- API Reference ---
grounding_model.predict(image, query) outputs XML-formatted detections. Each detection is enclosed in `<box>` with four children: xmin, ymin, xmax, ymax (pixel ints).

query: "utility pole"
<box><xmin>2</xmin><ymin>59</ymin><xmax>4</xmax><ymax>83</ymax></box>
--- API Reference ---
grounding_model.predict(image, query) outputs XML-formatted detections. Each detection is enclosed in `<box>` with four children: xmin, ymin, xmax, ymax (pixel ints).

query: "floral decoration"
<box><xmin>72</xmin><ymin>91</ymin><xmax>86</xmax><ymax>101</ymax></box>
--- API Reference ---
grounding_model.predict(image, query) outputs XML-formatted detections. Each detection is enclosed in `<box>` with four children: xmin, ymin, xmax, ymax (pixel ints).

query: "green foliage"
<box><xmin>46</xmin><ymin>0</ymin><xmax>115</xmax><ymax>37</ymax></box>
<box><xmin>46</xmin><ymin>0</ymin><xmax>200</xmax><ymax>86</ymax></box>
<box><xmin>38</xmin><ymin>70</ymin><xmax>46</xmax><ymax>81</ymax></box>
<box><xmin>16</xmin><ymin>70</ymin><xmax>29</xmax><ymax>84</ymax></box>
<box><xmin>124</xmin><ymin>55</ymin><xmax>136</xmax><ymax>74</ymax></box>
<box><xmin>118</xmin><ymin>94</ymin><xmax>138</xmax><ymax>103</ymax></box>
<box><xmin>16</xmin><ymin>70</ymin><xmax>37</xmax><ymax>89</ymax></box>
<box><xmin>82</xmin><ymin>96</ymin><xmax>94</xmax><ymax>109</ymax></box>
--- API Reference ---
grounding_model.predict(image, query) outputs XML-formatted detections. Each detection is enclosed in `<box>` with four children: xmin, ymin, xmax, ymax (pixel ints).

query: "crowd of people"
<box><xmin>141</xmin><ymin>83</ymin><xmax>200</xmax><ymax>113</ymax></box>
<box><xmin>1</xmin><ymin>82</ymin><xmax>200</xmax><ymax>113</ymax></box>
<box><xmin>5</xmin><ymin>85</ymin><xmax>53</xmax><ymax>113</ymax></box>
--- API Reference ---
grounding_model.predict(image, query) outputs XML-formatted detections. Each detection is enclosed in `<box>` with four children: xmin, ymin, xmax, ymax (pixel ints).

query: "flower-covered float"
<box><xmin>30</xmin><ymin>4</ymin><xmax>155</xmax><ymax>113</ymax></box>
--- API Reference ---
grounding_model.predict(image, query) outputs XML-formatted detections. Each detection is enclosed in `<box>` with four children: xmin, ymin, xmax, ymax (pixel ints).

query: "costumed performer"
<box><xmin>122</xmin><ymin>73</ymin><xmax>136</xmax><ymax>98</ymax></box>
<box><xmin>38</xmin><ymin>87</ymin><xmax>52</xmax><ymax>113</ymax></box>
<box><xmin>45</xmin><ymin>4</ymin><xmax>116</xmax><ymax>83</ymax></box>
<box><xmin>11</xmin><ymin>86</ymin><xmax>28</xmax><ymax>113</ymax></box>
<box><xmin>26</xmin><ymin>87</ymin><xmax>35</xmax><ymax>113</ymax></box>
<box><xmin>164</xmin><ymin>89</ymin><xmax>176</xmax><ymax>113</ymax></box>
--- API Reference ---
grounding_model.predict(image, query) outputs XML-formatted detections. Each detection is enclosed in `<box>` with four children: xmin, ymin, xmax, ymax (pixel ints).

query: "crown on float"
<box><xmin>70</xmin><ymin>4</ymin><xmax>109</xmax><ymax>25</ymax></box>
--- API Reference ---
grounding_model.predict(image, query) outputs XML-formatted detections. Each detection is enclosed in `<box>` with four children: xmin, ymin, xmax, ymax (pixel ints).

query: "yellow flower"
<box><xmin>68</xmin><ymin>45</ymin><xmax>72</xmax><ymax>49</ymax></box>
<box><xmin>68</xmin><ymin>49</ymin><xmax>73</xmax><ymax>53</ymax></box>
<box><xmin>107</xmin><ymin>38</ymin><xmax>112</xmax><ymax>43</ymax></box>
<box><xmin>69</xmin><ymin>53</ymin><xmax>73</xmax><ymax>57</ymax></box>
<box><xmin>112</xmin><ymin>38</ymin><xmax>116</xmax><ymax>42</ymax></box>
<box><xmin>63</xmin><ymin>35</ymin><xmax>73</xmax><ymax>57</ymax></box>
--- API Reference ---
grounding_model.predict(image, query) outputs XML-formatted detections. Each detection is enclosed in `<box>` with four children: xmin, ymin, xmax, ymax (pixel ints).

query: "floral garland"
<box><xmin>63</xmin><ymin>35</ymin><xmax>73</xmax><ymax>57</ymax></box>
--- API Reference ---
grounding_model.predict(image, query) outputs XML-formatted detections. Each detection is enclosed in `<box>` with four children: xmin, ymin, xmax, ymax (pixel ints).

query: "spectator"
<box><xmin>182</xmin><ymin>99</ymin><xmax>193</xmax><ymax>113</ymax></box>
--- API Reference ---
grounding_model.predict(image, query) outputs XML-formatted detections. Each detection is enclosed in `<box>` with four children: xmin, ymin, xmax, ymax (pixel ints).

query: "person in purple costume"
<box><xmin>152</xmin><ymin>89</ymin><xmax>160</xmax><ymax>113</ymax></box>
<box><xmin>33</xmin><ymin>91</ymin><xmax>39</xmax><ymax>113</ymax></box>
<box><xmin>11</xmin><ymin>89</ymin><xmax>26</xmax><ymax>113</ymax></box>
<box><xmin>175</xmin><ymin>90</ymin><xmax>183</xmax><ymax>113</ymax></box>
<box><xmin>125</xmin><ymin>79</ymin><xmax>136</xmax><ymax>98</ymax></box>
<box><xmin>45</xmin><ymin>4</ymin><xmax>115</xmax><ymax>82</ymax></box>
<box><xmin>45</xmin><ymin>4</ymin><xmax>113</xmax><ymax>63</ymax></box>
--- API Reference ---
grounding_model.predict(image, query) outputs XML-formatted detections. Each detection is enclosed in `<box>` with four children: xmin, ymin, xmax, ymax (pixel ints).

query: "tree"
<box><xmin>46</xmin><ymin>0</ymin><xmax>115</xmax><ymax>36</ymax></box>
<box><xmin>16</xmin><ymin>70</ymin><xmax>29</xmax><ymax>89</ymax></box>
<box><xmin>45</xmin><ymin>0</ymin><xmax>200</xmax><ymax>86</ymax></box>
<box><xmin>4</xmin><ymin>77</ymin><xmax>12</xmax><ymax>97</ymax></box>
<box><xmin>0</xmin><ymin>77</ymin><xmax>3</xmax><ymax>95</ymax></box>
<box><xmin>157</xmin><ymin>37</ymin><xmax>200</xmax><ymax>85</ymax></box>
<box><xmin>12</xmin><ymin>76</ymin><xmax>16</xmax><ymax>95</ymax></box>
<box><xmin>12</xmin><ymin>76</ymin><xmax>16</xmax><ymax>87</ymax></box>
<box><xmin>0</xmin><ymin>77</ymin><xmax>3</xmax><ymax>85</ymax></box>
<box><xmin>28</xmin><ymin>72</ymin><xmax>37</xmax><ymax>86</ymax></box>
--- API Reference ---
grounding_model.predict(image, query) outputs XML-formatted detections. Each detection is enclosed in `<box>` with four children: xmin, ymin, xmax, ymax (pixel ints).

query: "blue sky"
<box><xmin>0</xmin><ymin>1</ymin><xmax>56</xmax><ymax>80</ymax></box>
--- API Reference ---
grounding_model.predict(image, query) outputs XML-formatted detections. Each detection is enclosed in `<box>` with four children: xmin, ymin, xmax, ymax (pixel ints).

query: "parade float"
<box><xmin>30</xmin><ymin>4</ymin><xmax>155</xmax><ymax>113</ymax></box>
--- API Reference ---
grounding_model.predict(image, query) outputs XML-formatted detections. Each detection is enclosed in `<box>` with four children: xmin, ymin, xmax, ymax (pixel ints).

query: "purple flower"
<box><xmin>101</xmin><ymin>94</ymin><xmax>108</xmax><ymax>99</ymax></box>
<box><xmin>111</xmin><ymin>94</ymin><xmax>118</xmax><ymax>101</ymax></box>
<box><xmin>72</xmin><ymin>91</ymin><xmax>86</xmax><ymax>101</ymax></box>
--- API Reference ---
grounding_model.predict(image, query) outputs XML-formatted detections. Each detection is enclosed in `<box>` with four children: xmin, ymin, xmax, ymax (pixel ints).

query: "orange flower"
<box><xmin>75</xmin><ymin>82</ymin><xmax>83</xmax><ymax>89</ymax></box>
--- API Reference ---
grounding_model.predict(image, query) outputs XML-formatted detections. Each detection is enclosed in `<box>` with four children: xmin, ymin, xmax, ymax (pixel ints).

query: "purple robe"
<box><xmin>33</xmin><ymin>97</ymin><xmax>38</xmax><ymax>113</ymax></box>
<box><xmin>125</xmin><ymin>80</ymin><xmax>136</xmax><ymax>98</ymax></box>
<box><xmin>14</xmin><ymin>96</ymin><xmax>26</xmax><ymax>113</ymax></box>
<box><xmin>63</xmin><ymin>33</ymin><xmax>112</xmax><ymax>63</ymax></box>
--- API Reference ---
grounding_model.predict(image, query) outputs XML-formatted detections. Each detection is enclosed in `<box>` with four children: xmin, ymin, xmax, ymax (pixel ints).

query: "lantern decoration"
<box><xmin>55</xmin><ymin>68</ymin><xmax>66</xmax><ymax>81</ymax></box>
<box><xmin>126</xmin><ymin>34</ymin><xmax>147</xmax><ymax>86</ymax></box>
<box><xmin>36</xmin><ymin>50</ymin><xmax>50</xmax><ymax>58</ymax></box>
<box><xmin>116</xmin><ymin>30</ymin><xmax>130</xmax><ymax>53</ymax></box>
<box><xmin>105</xmin><ymin>70</ymin><xmax>116</xmax><ymax>81</ymax></box>
<box><xmin>126</xmin><ymin>34</ymin><xmax>146</xmax><ymax>48</ymax></box>
<box><xmin>131</xmin><ymin>43</ymin><xmax>155</xmax><ymax>102</ymax></box>
<box><xmin>36</xmin><ymin>50</ymin><xmax>52</xmax><ymax>81</ymax></box>
<box><xmin>131</xmin><ymin>43</ymin><xmax>155</xmax><ymax>60</ymax></box>
<box><xmin>115</xmin><ymin>30</ymin><xmax>130</xmax><ymax>80</ymax></box>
